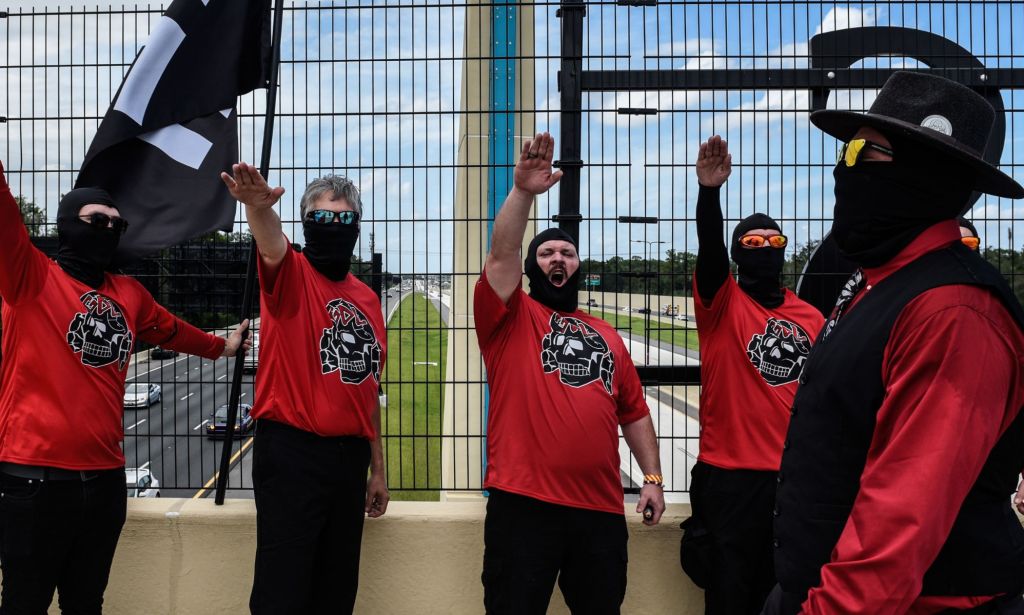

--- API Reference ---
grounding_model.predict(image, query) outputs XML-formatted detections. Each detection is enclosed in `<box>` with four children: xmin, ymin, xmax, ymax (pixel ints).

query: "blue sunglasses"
<box><xmin>306</xmin><ymin>209</ymin><xmax>359</xmax><ymax>225</ymax></box>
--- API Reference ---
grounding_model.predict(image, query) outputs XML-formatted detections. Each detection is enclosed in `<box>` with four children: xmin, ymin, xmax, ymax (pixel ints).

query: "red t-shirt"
<box><xmin>694</xmin><ymin>274</ymin><xmax>824</xmax><ymax>471</ymax></box>
<box><xmin>254</xmin><ymin>244</ymin><xmax>385</xmax><ymax>438</ymax></box>
<box><xmin>474</xmin><ymin>270</ymin><xmax>650</xmax><ymax>515</ymax></box>
<box><xmin>0</xmin><ymin>184</ymin><xmax>225</xmax><ymax>470</ymax></box>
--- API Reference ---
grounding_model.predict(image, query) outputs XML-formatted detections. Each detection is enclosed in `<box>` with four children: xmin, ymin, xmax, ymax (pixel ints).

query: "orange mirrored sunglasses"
<box><xmin>960</xmin><ymin>236</ymin><xmax>980</xmax><ymax>251</ymax></box>
<box><xmin>739</xmin><ymin>234</ymin><xmax>788</xmax><ymax>249</ymax></box>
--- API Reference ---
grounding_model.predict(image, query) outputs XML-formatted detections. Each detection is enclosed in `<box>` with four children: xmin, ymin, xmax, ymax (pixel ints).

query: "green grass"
<box><xmin>382</xmin><ymin>294</ymin><xmax>447</xmax><ymax>501</ymax></box>
<box><xmin>585</xmin><ymin>309</ymin><xmax>700</xmax><ymax>352</ymax></box>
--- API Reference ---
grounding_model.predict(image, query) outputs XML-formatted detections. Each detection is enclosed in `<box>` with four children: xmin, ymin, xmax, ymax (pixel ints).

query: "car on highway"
<box><xmin>206</xmin><ymin>403</ymin><xmax>255</xmax><ymax>439</ymax></box>
<box><xmin>586</xmin><ymin>298</ymin><xmax>598</xmax><ymax>307</ymax></box>
<box><xmin>123</xmin><ymin>383</ymin><xmax>161</xmax><ymax>408</ymax></box>
<box><xmin>149</xmin><ymin>346</ymin><xmax>178</xmax><ymax>360</ymax></box>
<box><xmin>126</xmin><ymin>468</ymin><xmax>160</xmax><ymax>497</ymax></box>
<box><xmin>637</xmin><ymin>307</ymin><xmax>651</xmax><ymax>315</ymax></box>
<box><xmin>242</xmin><ymin>333</ymin><xmax>259</xmax><ymax>373</ymax></box>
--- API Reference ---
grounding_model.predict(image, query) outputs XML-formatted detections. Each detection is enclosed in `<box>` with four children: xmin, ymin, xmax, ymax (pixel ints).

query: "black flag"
<box><xmin>77</xmin><ymin>0</ymin><xmax>273</xmax><ymax>263</ymax></box>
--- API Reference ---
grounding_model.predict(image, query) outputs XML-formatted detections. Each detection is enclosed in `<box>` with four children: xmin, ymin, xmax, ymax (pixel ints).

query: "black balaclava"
<box><xmin>730</xmin><ymin>213</ymin><xmax>786</xmax><ymax>308</ymax></box>
<box><xmin>302</xmin><ymin>218</ymin><xmax>360</xmax><ymax>281</ymax></box>
<box><xmin>958</xmin><ymin>216</ymin><xmax>978</xmax><ymax>238</ymax></box>
<box><xmin>831</xmin><ymin>134</ymin><xmax>975</xmax><ymax>268</ymax></box>
<box><xmin>56</xmin><ymin>187</ymin><xmax>121</xmax><ymax>288</ymax></box>
<box><xmin>524</xmin><ymin>228</ymin><xmax>580</xmax><ymax>313</ymax></box>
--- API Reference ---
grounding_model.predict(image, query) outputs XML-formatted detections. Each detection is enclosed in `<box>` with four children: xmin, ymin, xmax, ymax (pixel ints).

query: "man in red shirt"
<box><xmin>764</xmin><ymin>72</ymin><xmax>1024</xmax><ymax>614</ymax></box>
<box><xmin>0</xmin><ymin>160</ymin><xmax>249</xmax><ymax>614</ymax></box>
<box><xmin>221</xmin><ymin>163</ymin><xmax>388</xmax><ymax>615</ymax></box>
<box><xmin>686</xmin><ymin>135</ymin><xmax>824</xmax><ymax>614</ymax></box>
<box><xmin>476</xmin><ymin>132</ymin><xmax>665</xmax><ymax>615</ymax></box>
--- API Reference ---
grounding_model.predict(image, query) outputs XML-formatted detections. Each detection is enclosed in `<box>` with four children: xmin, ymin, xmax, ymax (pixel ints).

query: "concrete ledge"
<box><xmin>65</xmin><ymin>499</ymin><xmax>701</xmax><ymax>614</ymax></box>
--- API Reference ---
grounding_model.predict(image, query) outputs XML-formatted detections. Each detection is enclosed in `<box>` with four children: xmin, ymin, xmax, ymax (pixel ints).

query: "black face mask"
<box><xmin>524</xmin><ymin>228</ymin><xmax>580</xmax><ymax>313</ymax></box>
<box><xmin>302</xmin><ymin>220</ymin><xmax>359</xmax><ymax>281</ymax></box>
<box><xmin>56</xmin><ymin>187</ymin><xmax>121</xmax><ymax>289</ymax></box>
<box><xmin>832</xmin><ymin>156</ymin><xmax>973</xmax><ymax>268</ymax></box>
<box><xmin>730</xmin><ymin>213</ymin><xmax>785</xmax><ymax>308</ymax></box>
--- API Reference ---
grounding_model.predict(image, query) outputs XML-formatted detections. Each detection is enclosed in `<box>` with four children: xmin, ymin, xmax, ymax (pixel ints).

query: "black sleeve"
<box><xmin>695</xmin><ymin>184</ymin><xmax>730</xmax><ymax>305</ymax></box>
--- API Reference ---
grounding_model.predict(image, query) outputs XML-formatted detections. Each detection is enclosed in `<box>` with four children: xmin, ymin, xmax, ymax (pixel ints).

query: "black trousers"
<box><xmin>482</xmin><ymin>489</ymin><xmax>628</xmax><ymax>615</ymax></box>
<box><xmin>690</xmin><ymin>461</ymin><xmax>778</xmax><ymax>615</ymax></box>
<box><xmin>249</xmin><ymin>419</ymin><xmax>370</xmax><ymax>615</ymax></box>
<box><xmin>0</xmin><ymin>468</ymin><xmax>126</xmax><ymax>615</ymax></box>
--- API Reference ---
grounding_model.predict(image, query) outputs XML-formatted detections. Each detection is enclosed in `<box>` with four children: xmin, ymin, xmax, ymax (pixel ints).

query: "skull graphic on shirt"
<box><xmin>540</xmin><ymin>313</ymin><xmax>614</xmax><ymax>395</ymax></box>
<box><xmin>67</xmin><ymin>291</ymin><xmax>134</xmax><ymax>369</ymax></box>
<box><xmin>746</xmin><ymin>317</ymin><xmax>812</xmax><ymax>387</ymax></box>
<box><xmin>320</xmin><ymin>298</ymin><xmax>382</xmax><ymax>385</ymax></box>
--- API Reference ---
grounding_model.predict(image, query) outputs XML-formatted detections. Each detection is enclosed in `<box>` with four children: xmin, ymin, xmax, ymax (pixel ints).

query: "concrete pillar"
<box><xmin>442</xmin><ymin>2</ymin><xmax>536</xmax><ymax>495</ymax></box>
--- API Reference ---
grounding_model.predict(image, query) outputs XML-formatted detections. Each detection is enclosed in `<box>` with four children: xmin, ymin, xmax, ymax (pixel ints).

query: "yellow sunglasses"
<box><xmin>838</xmin><ymin>138</ymin><xmax>894</xmax><ymax>167</ymax></box>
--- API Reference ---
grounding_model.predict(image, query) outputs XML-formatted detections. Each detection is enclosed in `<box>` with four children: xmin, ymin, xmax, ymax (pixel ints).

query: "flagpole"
<box><xmin>215</xmin><ymin>0</ymin><xmax>285</xmax><ymax>505</ymax></box>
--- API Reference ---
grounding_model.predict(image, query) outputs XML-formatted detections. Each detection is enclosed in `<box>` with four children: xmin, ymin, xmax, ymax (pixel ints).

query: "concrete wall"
<box><xmin>41</xmin><ymin>499</ymin><xmax>700</xmax><ymax>615</ymax></box>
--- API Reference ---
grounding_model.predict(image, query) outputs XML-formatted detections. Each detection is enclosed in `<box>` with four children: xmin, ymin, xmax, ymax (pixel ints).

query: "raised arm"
<box><xmin>0</xmin><ymin>159</ymin><xmax>48</xmax><ymax>304</ymax></box>
<box><xmin>484</xmin><ymin>132</ymin><xmax>563</xmax><ymax>304</ymax></box>
<box><xmin>220</xmin><ymin>162</ymin><xmax>288</xmax><ymax>271</ymax></box>
<box><xmin>694</xmin><ymin>135</ymin><xmax>732</xmax><ymax>305</ymax></box>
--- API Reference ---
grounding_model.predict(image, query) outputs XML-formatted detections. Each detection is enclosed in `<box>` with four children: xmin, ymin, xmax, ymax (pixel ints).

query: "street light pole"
<box><xmin>630</xmin><ymin>239</ymin><xmax>665</xmax><ymax>365</ymax></box>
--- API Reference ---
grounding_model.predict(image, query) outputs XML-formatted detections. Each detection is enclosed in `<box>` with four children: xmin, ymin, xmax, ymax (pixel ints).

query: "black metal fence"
<box><xmin>1</xmin><ymin>1</ymin><xmax>1022</xmax><ymax>499</ymax></box>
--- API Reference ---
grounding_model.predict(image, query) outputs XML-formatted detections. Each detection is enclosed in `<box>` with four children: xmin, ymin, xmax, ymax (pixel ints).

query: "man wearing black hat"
<box><xmin>0</xmin><ymin>160</ymin><xmax>250</xmax><ymax>613</ymax></box>
<box><xmin>475</xmin><ymin>132</ymin><xmax>665</xmax><ymax>614</ymax></box>
<box><xmin>685</xmin><ymin>135</ymin><xmax>824</xmax><ymax>614</ymax></box>
<box><xmin>765</xmin><ymin>71</ymin><xmax>1024</xmax><ymax>614</ymax></box>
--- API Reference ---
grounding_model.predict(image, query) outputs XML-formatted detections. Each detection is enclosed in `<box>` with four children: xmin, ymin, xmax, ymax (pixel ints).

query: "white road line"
<box><xmin>139</xmin><ymin>461</ymin><xmax>151</xmax><ymax>470</ymax></box>
<box><xmin>217</xmin><ymin>375</ymin><xmax>227</xmax><ymax>381</ymax></box>
<box><xmin>193</xmin><ymin>419</ymin><xmax>210</xmax><ymax>431</ymax></box>
<box><xmin>180</xmin><ymin>392</ymin><xmax>194</xmax><ymax>401</ymax></box>
<box><xmin>125</xmin><ymin>419</ymin><xmax>147</xmax><ymax>431</ymax></box>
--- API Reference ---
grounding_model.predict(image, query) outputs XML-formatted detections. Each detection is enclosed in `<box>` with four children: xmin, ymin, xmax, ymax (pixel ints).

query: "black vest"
<box><xmin>774</xmin><ymin>243</ymin><xmax>1024</xmax><ymax>600</ymax></box>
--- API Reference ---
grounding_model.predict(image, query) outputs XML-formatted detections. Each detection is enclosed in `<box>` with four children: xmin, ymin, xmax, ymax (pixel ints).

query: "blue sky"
<box><xmin>1</xmin><ymin>2</ymin><xmax>1022</xmax><ymax>275</ymax></box>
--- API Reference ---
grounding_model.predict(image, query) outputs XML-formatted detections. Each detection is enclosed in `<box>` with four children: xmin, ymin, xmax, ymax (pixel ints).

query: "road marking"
<box><xmin>180</xmin><ymin>392</ymin><xmax>194</xmax><ymax>401</ymax></box>
<box><xmin>413</xmin><ymin>361</ymin><xmax>438</xmax><ymax>366</ymax></box>
<box><xmin>193</xmin><ymin>419</ymin><xmax>210</xmax><ymax>431</ymax></box>
<box><xmin>192</xmin><ymin>436</ymin><xmax>255</xmax><ymax>499</ymax></box>
<box><xmin>125</xmin><ymin>353</ymin><xmax>190</xmax><ymax>382</ymax></box>
<box><xmin>126</xmin><ymin>419</ymin><xmax>147</xmax><ymax>431</ymax></box>
<box><xmin>139</xmin><ymin>461</ymin><xmax>151</xmax><ymax>470</ymax></box>
<box><xmin>217</xmin><ymin>375</ymin><xmax>227</xmax><ymax>381</ymax></box>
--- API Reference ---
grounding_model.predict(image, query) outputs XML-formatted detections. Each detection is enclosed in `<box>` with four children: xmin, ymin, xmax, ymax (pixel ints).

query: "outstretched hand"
<box><xmin>696</xmin><ymin>135</ymin><xmax>732</xmax><ymax>188</ymax></box>
<box><xmin>514</xmin><ymin>132</ymin><xmax>563</xmax><ymax>196</ymax></box>
<box><xmin>220</xmin><ymin>162</ymin><xmax>285</xmax><ymax>210</ymax></box>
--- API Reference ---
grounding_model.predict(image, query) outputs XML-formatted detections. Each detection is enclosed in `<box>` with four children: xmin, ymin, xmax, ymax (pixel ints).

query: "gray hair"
<box><xmin>299</xmin><ymin>175</ymin><xmax>363</xmax><ymax>220</ymax></box>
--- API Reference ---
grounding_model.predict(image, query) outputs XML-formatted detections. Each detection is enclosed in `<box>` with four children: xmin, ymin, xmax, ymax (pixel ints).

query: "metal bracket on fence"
<box><xmin>636</xmin><ymin>365</ymin><xmax>702</xmax><ymax>387</ymax></box>
<box><xmin>554</xmin><ymin>4</ymin><xmax>586</xmax><ymax>18</ymax></box>
<box><xmin>617</xmin><ymin>107</ymin><xmax>658</xmax><ymax>116</ymax></box>
<box><xmin>0</xmin><ymin>12</ymin><xmax>8</xmax><ymax>19</ymax></box>
<box><xmin>618</xmin><ymin>216</ymin><xmax>658</xmax><ymax>224</ymax></box>
<box><xmin>0</xmin><ymin>117</ymin><xmax>6</xmax><ymax>124</ymax></box>
<box><xmin>616</xmin><ymin>0</ymin><xmax>657</xmax><ymax>6</ymax></box>
<box><xmin>552</xmin><ymin>159</ymin><xmax>583</xmax><ymax>169</ymax></box>
<box><xmin>550</xmin><ymin>213</ymin><xmax>583</xmax><ymax>223</ymax></box>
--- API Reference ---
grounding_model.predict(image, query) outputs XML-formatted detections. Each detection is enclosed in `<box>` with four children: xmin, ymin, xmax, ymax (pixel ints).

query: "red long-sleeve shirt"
<box><xmin>0</xmin><ymin>173</ymin><xmax>225</xmax><ymax>470</ymax></box>
<box><xmin>801</xmin><ymin>220</ymin><xmax>1024</xmax><ymax>614</ymax></box>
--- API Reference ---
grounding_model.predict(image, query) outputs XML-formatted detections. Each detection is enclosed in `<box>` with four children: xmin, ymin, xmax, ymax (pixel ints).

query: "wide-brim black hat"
<box><xmin>810</xmin><ymin>71</ymin><xmax>1024</xmax><ymax>199</ymax></box>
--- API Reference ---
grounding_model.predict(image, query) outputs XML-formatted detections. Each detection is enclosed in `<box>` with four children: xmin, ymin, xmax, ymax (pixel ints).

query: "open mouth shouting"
<box><xmin>548</xmin><ymin>267</ymin><xmax>567</xmax><ymax>287</ymax></box>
